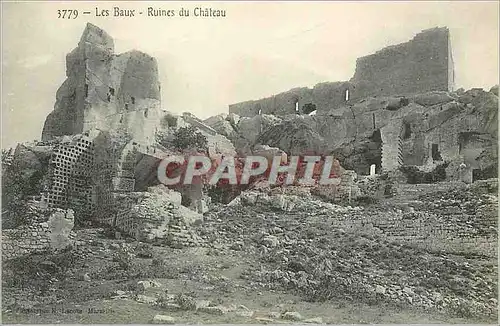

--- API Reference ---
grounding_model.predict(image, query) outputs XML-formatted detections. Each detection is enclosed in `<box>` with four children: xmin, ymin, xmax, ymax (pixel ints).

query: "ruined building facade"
<box><xmin>229</xmin><ymin>27</ymin><xmax>454</xmax><ymax>117</ymax></box>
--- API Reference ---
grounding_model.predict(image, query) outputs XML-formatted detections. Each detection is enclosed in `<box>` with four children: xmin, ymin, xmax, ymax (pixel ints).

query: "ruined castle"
<box><xmin>222</xmin><ymin>27</ymin><xmax>496</xmax><ymax>177</ymax></box>
<box><xmin>229</xmin><ymin>27</ymin><xmax>455</xmax><ymax>116</ymax></box>
<box><xmin>2</xmin><ymin>23</ymin><xmax>497</xmax><ymax>260</ymax></box>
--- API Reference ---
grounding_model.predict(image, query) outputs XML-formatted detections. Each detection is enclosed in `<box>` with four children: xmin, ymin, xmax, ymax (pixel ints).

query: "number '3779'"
<box><xmin>58</xmin><ymin>9</ymin><xmax>78</xmax><ymax>19</ymax></box>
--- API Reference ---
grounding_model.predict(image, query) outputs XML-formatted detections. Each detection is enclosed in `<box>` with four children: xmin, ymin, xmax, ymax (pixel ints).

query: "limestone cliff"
<box><xmin>42</xmin><ymin>23</ymin><xmax>162</xmax><ymax>144</ymax></box>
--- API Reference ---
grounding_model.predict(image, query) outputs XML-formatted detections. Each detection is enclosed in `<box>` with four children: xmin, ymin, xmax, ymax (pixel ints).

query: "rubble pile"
<box><xmin>416</xmin><ymin>183</ymin><xmax>498</xmax><ymax>237</ymax></box>
<box><xmin>229</xmin><ymin>189</ymin><xmax>362</xmax><ymax>213</ymax></box>
<box><xmin>356</xmin><ymin>173</ymin><xmax>397</xmax><ymax>199</ymax></box>
<box><xmin>166</xmin><ymin>213</ymin><xmax>205</xmax><ymax>249</ymax></box>
<box><xmin>114</xmin><ymin>190</ymin><xmax>203</xmax><ymax>244</ymax></box>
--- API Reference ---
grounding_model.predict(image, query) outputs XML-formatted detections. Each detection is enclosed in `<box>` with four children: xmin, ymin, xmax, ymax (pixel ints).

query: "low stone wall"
<box><xmin>2</xmin><ymin>224</ymin><xmax>51</xmax><ymax>260</ymax></box>
<box><xmin>2</xmin><ymin>209</ymin><xmax>75</xmax><ymax>261</ymax></box>
<box><xmin>330</xmin><ymin>213</ymin><xmax>497</xmax><ymax>257</ymax></box>
<box><xmin>238</xmin><ymin>189</ymin><xmax>497</xmax><ymax>257</ymax></box>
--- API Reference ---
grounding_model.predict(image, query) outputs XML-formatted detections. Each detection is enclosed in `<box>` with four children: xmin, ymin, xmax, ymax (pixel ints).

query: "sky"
<box><xmin>2</xmin><ymin>1</ymin><xmax>499</xmax><ymax>148</ymax></box>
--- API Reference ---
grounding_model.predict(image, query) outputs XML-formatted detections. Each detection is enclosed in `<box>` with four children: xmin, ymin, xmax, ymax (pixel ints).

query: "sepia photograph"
<box><xmin>1</xmin><ymin>1</ymin><xmax>499</xmax><ymax>324</ymax></box>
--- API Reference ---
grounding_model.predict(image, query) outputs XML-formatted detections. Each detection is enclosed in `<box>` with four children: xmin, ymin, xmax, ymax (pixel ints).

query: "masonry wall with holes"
<box><xmin>42</xmin><ymin>135</ymin><xmax>95</xmax><ymax>219</ymax></box>
<box><xmin>229</xmin><ymin>82</ymin><xmax>352</xmax><ymax>117</ymax></box>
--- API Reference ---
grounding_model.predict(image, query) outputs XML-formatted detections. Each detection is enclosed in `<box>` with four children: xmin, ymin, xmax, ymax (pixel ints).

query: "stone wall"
<box><xmin>2</xmin><ymin>209</ymin><xmax>75</xmax><ymax>261</ymax></box>
<box><xmin>328</xmin><ymin>212</ymin><xmax>496</xmax><ymax>257</ymax></box>
<box><xmin>244</xmin><ymin>190</ymin><xmax>496</xmax><ymax>257</ymax></box>
<box><xmin>229</xmin><ymin>27</ymin><xmax>454</xmax><ymax>117</ymax></box>
<box><xmin>2</xmin><ymin>224</ymin><xmax>52</xmax><ymax>260</ymax></box>
<box><xmin>229</xmin><ymin>83</ymin><xmax>351</xmax><ymax>117</ymax></box>
<box><xmin>350</xmin><ymin>27</ymin><xmax>454</xmax><ymax>99</ymax></box>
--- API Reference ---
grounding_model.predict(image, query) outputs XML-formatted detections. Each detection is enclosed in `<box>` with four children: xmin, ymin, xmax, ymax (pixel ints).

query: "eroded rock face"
<box><xmin>237</xmin><ymin>114</ymin><xmax>282</xmax><ymax>144</ymax></box>
<box><xmin>42</xmin><ymin>23</ymin><xmax>162</xmax><ymax>145</ymax></box>
<box><xmin>256</xmin><ymin>118</ymin><xmax>325</xmax><ymax>155</ymax></box>
<box><xmin>225</xmin><ymin>87</ymin><xmax>497</xmax><ymax>178</ymax></box>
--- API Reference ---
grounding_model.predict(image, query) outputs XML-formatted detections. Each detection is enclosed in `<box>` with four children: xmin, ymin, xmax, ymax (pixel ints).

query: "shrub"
<box><xmin>156</xmin><ymin>126</ymin><xmax>208</xmax><ymax>152</ymax></box>
<box><xmin>172</xmin><ymin>126</ymin><xmax>208</xmax><ymax>151</ymax></box>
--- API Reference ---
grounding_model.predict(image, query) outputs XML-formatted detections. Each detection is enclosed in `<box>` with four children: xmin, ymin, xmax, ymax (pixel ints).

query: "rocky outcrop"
<box><xmin>224</xmin><ymin>87</ymin><xmax>497</xmax><ymax>179</ymax></box>
<box><xmin>236</xmin><ymin>114</ymin><xmax>282</xmax><ymax>144</ymax></box>
<box><xmin>42</xmin><ymin>23</ymin><xmax>162</xmax><ymax>145</ymax></box>
<box><xmin>255</xmin><ymin>117</ymin><xmax>326</xmax><ymax>155</ymax></box>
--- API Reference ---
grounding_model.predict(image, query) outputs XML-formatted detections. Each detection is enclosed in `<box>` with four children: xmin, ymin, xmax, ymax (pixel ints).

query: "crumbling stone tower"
<box><xmin>42</xmin><ymin>23</ymin><xmax>162</xmax><ymax>145</ymax></box>
<box><xmin>37</xmin><ymin>23</ymin><xmax>167</xmax><ymax>221</ymax></box>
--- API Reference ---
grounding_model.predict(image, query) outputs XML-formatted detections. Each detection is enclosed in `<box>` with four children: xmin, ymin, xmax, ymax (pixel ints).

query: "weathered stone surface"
<box><xmin>411</xmin><ymin>91</ymin><xmax>455</xmax><ymax>107</ymax></box>
<box><xmin>151</xmin><ymin>314</ymin><xmax>176</xmax><ymax>324</ymax></box>
<box><xmin>230</xmin><ymin>28</ymin><xmax>453</xmax><ymax>117</ymax></box>
<box><xmin>48</xmin><ymin>209</ymin><xmax>75</xmax><ymax>250</ymax></box>
<box><xmin>489</xmin><ymin>85</ymin><xmax>498</xmax><ymax>96</ymax></box>
<box><xmin>237</xmin><ymin>114</ymin><xmax>282</xmax><ymax>144</ymax></box>
<box><xmin>268</xmin><ymin>312</ymin><xmax>281</xmax><ymax>319</ymax></box>
<box><xmin>282</xmin><ymin>311</ymin><xmax>303</xmax><ymax>321</ymax></box>
<box><xmin>181</xmin><ymin>113</ymin><xmax>236</xmax><ymax>157</ymax></box>
<box><xmin>227</xmin><ymin>113</ymin><xmax>240</xmax><ymax>126</ymax></box>
<box><xmin>376</xmin><ymin>285</ymin><xmax>387</xmax><ymax>295</ymax></box>
<box><xmin>204</xmin><ymin>114</ymin><xmax>237</xmax><ymax>138</ymax></box>
<box><xmin>198</xmin><ymin>305</ymin><xmax>228</xmax><ymax>315</ymax></box>
<box><xmin>262</xmin><ymin>235</ymin><xmax>279</xmax><ymax>248</ymax></box>
<box><xmin>147</xmin><ymin>185</ymin><xmax>182</xmax><ymax>205</ymax></box>
<box><xmin>352</xmin><ymin>28</ymin><xmax>453</xmax><ymax>99</ymax></box>
<box><xmin>195</xmin><ymin>299</ymin><xmax>212</xmax><ymax>310</ymax></box>
<box><xmin>304</xmin><ymin>317</ymin><xmax>324</xmax><ymax>324</ymax></box>
<box><xmin>255</xmin><ymin>118</ymin><xmax>325</xmax><ymax>155</ymax></box>
<box><xmin>113</xmin><ymin>192</ymin><xmax>203</xmax><ymax>243</ymax></box>
<box><xmin>229</xmin><ymin>84</ymin><xmax>497</xmax><ymax>178</ymax></box>
<box><xmin>136</xmin><ymin>294</ymin><xmax>157</xmax><ymax>304</ymax></box>
<box><xmin>137</xmin><ymin>280</ymin><xmax>161</xmax><ymax>290</ymax></box>
<box><xmin>42</xmin><ymin>23</ymin><xmax>162</xmax><ymax>145</ymax></box>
